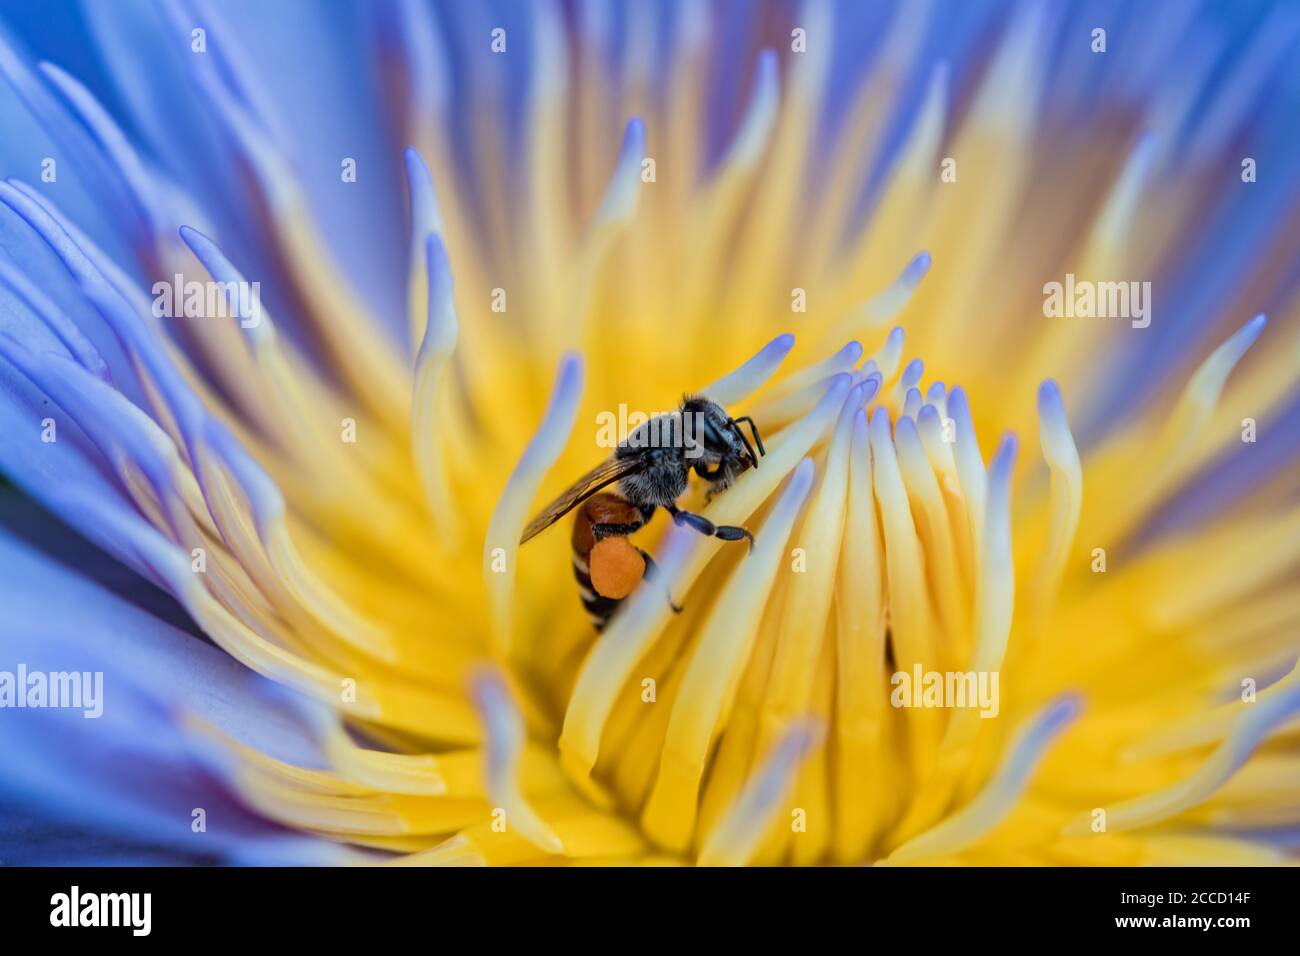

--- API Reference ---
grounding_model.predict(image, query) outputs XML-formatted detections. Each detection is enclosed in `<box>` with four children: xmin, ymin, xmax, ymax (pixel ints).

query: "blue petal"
<box><xmin>0</xmin><ymin>517</ymin><xmax>356</xmax><ymax>865</ymax></box>
<box><xmin>74</xmin><ymin>0</ymin><xmax>406</xmax><ymax>343</ymax></box>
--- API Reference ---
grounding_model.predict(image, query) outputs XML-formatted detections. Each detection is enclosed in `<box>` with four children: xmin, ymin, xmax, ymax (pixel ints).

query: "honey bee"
<box><xmin>520</xmin><ymin>395</ymin><xmax>765</xmax><ymax>630</ymax></box>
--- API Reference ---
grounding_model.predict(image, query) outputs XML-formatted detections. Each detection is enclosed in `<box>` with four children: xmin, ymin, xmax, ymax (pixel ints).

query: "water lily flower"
<box><xmin>1</xmin><ymin>0</ymin><xmax>1298</xmax><ymax>867</ymax></box>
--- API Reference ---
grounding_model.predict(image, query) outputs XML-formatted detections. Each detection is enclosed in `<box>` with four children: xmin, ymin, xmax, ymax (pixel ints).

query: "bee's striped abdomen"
<box><xmin>571</xmin><ymin>551</ymin><xmax>620</xmax><ymax>631</ymax></box>
<box><xmin>571</xmin><ymin>492</ymin><xmax>648</xmax><ymax>631</ymax></box>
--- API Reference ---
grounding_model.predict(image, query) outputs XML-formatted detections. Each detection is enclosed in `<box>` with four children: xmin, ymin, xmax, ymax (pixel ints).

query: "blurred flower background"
<box><xmin>0</xmin><ymin>0</ymin><xmax>1299</xmax><ymax>866</ymax></box>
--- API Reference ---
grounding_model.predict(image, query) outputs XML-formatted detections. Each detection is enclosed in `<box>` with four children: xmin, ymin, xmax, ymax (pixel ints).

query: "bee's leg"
<box><xmin>639</xmin><ymin>549</ymin><xmax>683</xmax><ymax>613</ymax></box>
<box><xmin>666</xmin><ymin>505</ymin><xmax>754</xmax><ymax>553</ymax></box>
<box><xmin>591</xmin><ymin>520</ymin><xmax>644</xmax><ymax>543</ymax></box>
<box><xmin>693</xmin><ymin>462</ymin><xmax>727</xmax><ymax>503</ymax></box>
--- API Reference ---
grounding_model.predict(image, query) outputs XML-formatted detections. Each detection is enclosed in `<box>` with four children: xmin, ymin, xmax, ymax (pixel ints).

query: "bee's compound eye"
<box><xmin>589</xmin><ymin>538</ymin><xmax>645</xmax><ymax>600</ymax></box>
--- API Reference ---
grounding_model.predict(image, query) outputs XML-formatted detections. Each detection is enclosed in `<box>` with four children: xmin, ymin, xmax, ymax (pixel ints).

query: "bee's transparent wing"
<box><xmin>519</xmin><ymin>455</ymin><xmax>647</xmax><ymax>545</ymax></box>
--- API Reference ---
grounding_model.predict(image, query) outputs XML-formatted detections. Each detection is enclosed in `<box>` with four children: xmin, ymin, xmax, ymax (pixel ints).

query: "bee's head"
<box><xmin>680</xmin><ymin>395</ymin><xmax>765</xmax><ymax>490</ymax></box>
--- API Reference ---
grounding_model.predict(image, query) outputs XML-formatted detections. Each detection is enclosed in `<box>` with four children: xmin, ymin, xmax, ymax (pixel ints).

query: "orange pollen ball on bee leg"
<box><xmin>588</xmin><ymin>538</ymin><xmax>646</xmax><ymax>600</ymax></box>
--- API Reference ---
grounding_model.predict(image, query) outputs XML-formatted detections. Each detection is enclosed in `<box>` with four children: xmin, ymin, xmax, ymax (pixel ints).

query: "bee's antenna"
<box><xmin>730</xmin><ymin>416</ymin><xmax>766</xmax><ymax>458</ymax></box>
<box><xmin>729</xmin><ymin>418</ymin><xmax>760</xmax><ymax>468</ymax></box>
